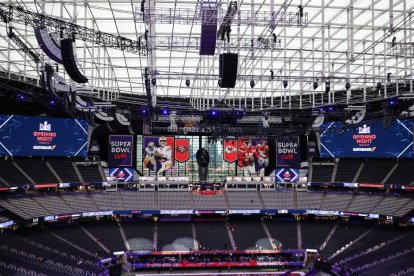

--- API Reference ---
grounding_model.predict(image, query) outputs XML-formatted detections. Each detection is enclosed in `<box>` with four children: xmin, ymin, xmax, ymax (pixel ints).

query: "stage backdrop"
<box><xmin>136</xmin><ymin>136</ymin><xmax>269</xmax><ymax>182</ymax></box>
<box><xmin>320</xmin><ymin>119</ymin><xmax>414</xmax><ymax>158</ymax></box>
<box><xmin>0</xmin><ymin>114</ymin><xmax>88</xmax><ymax>157</ymax></box>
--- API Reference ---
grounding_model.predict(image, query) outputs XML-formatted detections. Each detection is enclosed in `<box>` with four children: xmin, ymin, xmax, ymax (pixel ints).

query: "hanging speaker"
<box><xmin>61</xmin><ymin>39</ymin><xmax>88</xmax><ymax>83</ymax></box>
<box><xmin>218</xmin><ymin>53</ymin><xmax>238</xmax><ymax>88</ymax></box>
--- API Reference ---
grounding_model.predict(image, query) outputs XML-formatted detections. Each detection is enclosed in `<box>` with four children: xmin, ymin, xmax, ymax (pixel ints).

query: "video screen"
<box><xmin>320</xmin><ymin>119</ymin><xmax>413</xmax><ymax>158</ymax></box>
<box><xmin>0</xmin><ymin>114</ymin><xmax>88</xmax><ymax>157</ymax></box>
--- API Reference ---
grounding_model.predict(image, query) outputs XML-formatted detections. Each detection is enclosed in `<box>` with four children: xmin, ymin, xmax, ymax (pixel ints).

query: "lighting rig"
<box><xmin>0</xmin><ymin>3</ymin><xmax>147</xmax><ymax>55</ymax></box>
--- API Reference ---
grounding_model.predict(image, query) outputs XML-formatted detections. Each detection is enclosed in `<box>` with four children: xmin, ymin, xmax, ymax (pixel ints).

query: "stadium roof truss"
<box><xmin>0</xmin><ymin>0</ymin><xmax>413</xmax><ymax>111</ymax></box>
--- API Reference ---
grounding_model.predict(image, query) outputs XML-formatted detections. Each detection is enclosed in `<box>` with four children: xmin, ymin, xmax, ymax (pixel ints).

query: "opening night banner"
<box><xmin>276</xmin><ymin>137</ymin><xmax>300</xmax><ymax>168</ymax></box>
<box><xmin>0</xmin><ymin>115</ymin><xmax>88</xmax><ymax>157</ymax></box>
<box><xmin>320</xmin><ymin>119</ymin><xmax>414</xmax><ymax>158</ymax></box>
<box><xmin>108</xmin><ymin>135</ymin><xmax>134</xmax><ymax>167</ymax></box>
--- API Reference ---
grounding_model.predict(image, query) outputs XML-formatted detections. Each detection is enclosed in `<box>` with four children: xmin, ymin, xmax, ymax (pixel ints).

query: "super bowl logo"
<box><xmin>39</xmin><ymin>121</ymin><xmax>51</xmax><ymax>131</ymax></box>
<box><xmin>282</xmin><ymin>171</ymin><xmax>292</xmax><ymax>181</ymax></box>
<box><xmin>358</xmin><ymin>124</ymin><xmax>370</xmax><ymax>134</ymax></box>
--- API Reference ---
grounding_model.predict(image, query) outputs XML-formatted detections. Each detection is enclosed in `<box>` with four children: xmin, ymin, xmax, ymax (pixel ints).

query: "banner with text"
<box><xmin>108</xmin><ymin>135</ymin><xmax>134</xmax><ymax>167</ymax></box>
<box><xmin>276</xmin><ymin>137</ymin><xmax>300</xmax><ymax>167</ymax></box>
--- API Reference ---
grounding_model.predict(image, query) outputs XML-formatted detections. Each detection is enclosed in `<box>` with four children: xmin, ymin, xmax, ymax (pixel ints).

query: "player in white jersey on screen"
<box><xmin>143</xmin><ymin>142</ymin><xmax>158</xmax><ymax>172</ymax></box>
<box><xmin>156</xmin><ymin>136</ymin><xmax>172</xmax><ymax>174</ymax></box>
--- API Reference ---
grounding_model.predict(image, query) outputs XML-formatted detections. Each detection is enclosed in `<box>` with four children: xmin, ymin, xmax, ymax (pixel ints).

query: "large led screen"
<box><xmin>320</xmin><ymin>119</ymin><xmax>413</xmax><ymax>158</ymax></box>
<box><xmin>0</xmin><ymin>115</ymin><xmax>88</xmax><ymax>157</ymax></box>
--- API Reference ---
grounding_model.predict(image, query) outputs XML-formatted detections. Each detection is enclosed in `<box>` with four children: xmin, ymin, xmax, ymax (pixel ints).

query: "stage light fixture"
<box><xmin>283</xmin><ymin>80</ymin><xmax>288</xmax><ymax>89</ymax></box>
<box><xmin>250</xmin><ymin>80</ymin><xmax>255</xmax><ymax>88</ymax></box>
<box><xmin>325</xmin><ymin>80</ymin><xmax>330</xmax><ymax>93</ymax></box>
<box><xmin>185</xmin><ymin>79</ymin><xmax>190</xmax><ymax>87</ymax></box>
<box><xmin>140</xmin><ymin>0</ymin><xmax>145</xmax><ymax>12</ymax></box>
<box><xmin>388</xmin><ymin>98</ymin><xmax>396</xmax><ymax>106</ymax></box>
<box><xmin>298</xmin><ymin>5</ymin><xmax>304</xmax><ymax>17</ymax></box>
<box><xmin>270</xmin><ymin>70</ymin><xmax>274</xmax><ymax>79</ymax></box>
<box><xmin>211</xmin><ymin>110</ymin><xmax>217</xmax><ymax>116</ymax></box>
<box><xmin>272</xmin><ymin>34</ymin><xmax>277</xmax><ymax>43</ymax></box>
<box><xmin>313</xmin><ymin>81</ymin><xmax>318</xmax><ymax>90</ymax></box>
<box><xmin>17</xmin><ymin>93</ymin><xmax>25</xmax><ymax>101</ymax></box>
<box><xmin>49</xmin><ymin>99</ymin><xmax>56</xmax><ymax>106</ymax></box>
<box><xmin>151</xmin><ymin>79</ymin><xmax>156</xmax><ymax>85</ymax></box>
<box><xmin>387</xmin><ymin>73</ymin><xmax>392</xmax><ymax>83</ymax></box>
<box><xmin>345</xmin><ymin>82</ymin><xmax>351</xmax><ymax>90</ymax></box>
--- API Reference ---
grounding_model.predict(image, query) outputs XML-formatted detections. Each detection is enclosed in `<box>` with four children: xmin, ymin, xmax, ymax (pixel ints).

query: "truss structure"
<box><xmin>135</xmin><ymin>6</ymin><xmax>309</xmax><ymax>28</ymax></box>
<box><xmin>0</xmin><ymin>0</ymin><xmax>412</xmax><ymax>112</ymax></box>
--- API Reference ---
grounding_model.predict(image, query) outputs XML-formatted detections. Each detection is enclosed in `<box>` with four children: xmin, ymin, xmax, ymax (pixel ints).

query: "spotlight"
<box><xmin>270</xmin><ymin>70</ymin><xmax>274</xmax><ymax>80</ymax></box>
<box><xmin>162</xmin><ymin>109</ymin><xmax>169</xmax><ymax>115</ymax></box>
<box><xmin>387</xmin><ymin>73</ymin><xmax>392</xmax><ymax>83</ymax></box>
<box><xmin>141</xmin><ymin>108</ymin><xmax>147</xmax><ymax>115</ymax></box>
<box><xmin>327</xmin><ymin>106</ymin><xmax>334</xmax><ymax>112</ymax></box>
<box><xmin>250</xmin><ymin>80</ymin><xmax>255</xmax><ymax>88</ymax></box>
<box><xmin>392</xmin><ymin>36</ymin><xmax>396</xmax><ymax>47</ymax></box>
<box><xmin>17</xmin><ymin>93</ymin><xmax>25</xmax><ymax>101</ymax></box>
<box><xmin>272</xmin><ymin>33</ymin><xmax>277</xmax><ymax>43</ymax></box>
<box><xmin>313</xmin><ymin>81</ymin><xmax>318</xmax><ymax>90</ymax></box>
<box><xmin>49</xmin><ymin>99</ymin><xmax>56</xmax><ymax>107</ymax></box>
<box><xmin>140</xmin><ymin>0</ymin><xmax>145</xmax><ymax>12</ymax></box>
<box><xmin>388</xmin><ymin>98</ymin><xmax>397</xmax><ymax>106</ymax></box>
<box><xmin>185</xmin><ymin>79</ymin><xmax>190</xmax><ymax>87</ymax></box>
<box><xmin>325</xmin><ymin>80</ymin><xmax>330</xmax><ymax>93</ymax></box>
<box><xmin>211</xmin><ymin>110</ymin><xmax>217</xmax><ymax>116</ymax></box>
<box><xmin>345</xmin><ymin>82</ymin><xmax>351</xmax><ymax>90</ymax></box>
<box><xmin>283</xmin><ymin>80</ymin><xmax>288</xmax><ymax>89</ymax></box>
<box><xmin>298</xmin><ymin>5</ymin><xmax>304</xmax><ymax>17</ymax></box>
<box><xmin>151</xmin><ymin>79</ymin><xmax>156</xmax><ymax>85</ymax></box>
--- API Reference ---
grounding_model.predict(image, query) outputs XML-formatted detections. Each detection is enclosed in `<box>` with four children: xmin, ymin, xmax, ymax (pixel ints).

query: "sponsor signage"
<box><xmin>276</xmin><ymin>137</ymin><xmax>301</xmax><ymax>167</ymax></box>
<box><xmin>275</xmin><ymin>168</ymin><xmax>299</xmax><ymax>183</ymax></box>
<box><xmin>0</xmin><ymin>115</ymin><xmax>88</xmax><ymax>157</ymax></box>
<box><xmin>320</xmin><ymin>119</ymin><xmax>414</xmax><ymax>158</ymax></box>
<box><xmin>108</xmin><ymin>135</ymin><xmax>134</xmax><ymax>167</ymax></box>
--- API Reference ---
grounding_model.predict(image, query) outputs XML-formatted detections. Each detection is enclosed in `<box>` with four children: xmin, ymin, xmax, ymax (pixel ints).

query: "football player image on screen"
<box><xmin>238</xmin><ymin>137</ymin><xmax>257</xmax><ymax>175</ymax></box>
<box><xmin>156</xmin><ymin>136</ymin><xmax>172</xmax><ymax>174</ymax></box>
<box><xmin>143</xmin><ymin>142</ymin><xmax>158</xmax><ymax>172</ymax></box>
<box><xmin>255</xmin><ymin>139</ymin><xmax>269</xmax><ymax>173</ymax></box>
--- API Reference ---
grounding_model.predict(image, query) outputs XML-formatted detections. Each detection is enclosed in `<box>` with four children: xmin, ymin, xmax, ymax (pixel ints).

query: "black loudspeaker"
<box><xmin>218</xmin><ymin>53</ymin><xmax>238</xmax><ymax>88</ymax></box>
<box><xmin>61</xmin><ymin>39</ymin><xmax>88</xmax><ymax>83</ymax></box>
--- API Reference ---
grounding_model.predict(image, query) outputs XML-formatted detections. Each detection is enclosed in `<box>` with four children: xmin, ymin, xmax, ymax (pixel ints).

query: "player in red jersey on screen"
<box><xmin>238</xmin><ymin>137</ymin><xmax>256</xmax><ymax>175</ymax></box>
<box><xmin>255</xmin><ymin>139</ymin><xmax>269</xmax><ymax>174</ymax></box>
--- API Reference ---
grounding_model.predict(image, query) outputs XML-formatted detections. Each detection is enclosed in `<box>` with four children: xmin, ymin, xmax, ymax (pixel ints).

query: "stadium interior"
<box><xmin>0</xmin><ymin>0</ymin><xmax>414</xmax><ymax>275</ymax></box>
